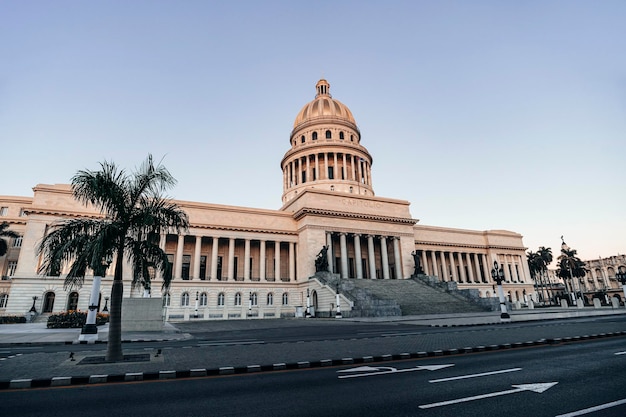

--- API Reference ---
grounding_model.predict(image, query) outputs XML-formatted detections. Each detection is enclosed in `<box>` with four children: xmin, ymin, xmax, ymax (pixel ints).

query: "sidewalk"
<box><xmin>1</xmin><ymin>307</ymin><xmax>626</xmax><ymax>389</ymax></box>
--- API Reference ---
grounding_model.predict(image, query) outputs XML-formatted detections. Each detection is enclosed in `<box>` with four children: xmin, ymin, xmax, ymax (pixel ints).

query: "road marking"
<box><xmin>198</xmin><ymin>340</ymin><xmax>264</xmax><ymax>347</ymax></box>
<box><xmin>337</xmin><ymin>364</ymin><xmax>454</xmax><ymax>379</ymax></box>
<box><xmin>429</xmin><ymin>367</ymin><xmax>522</xmax><ymax>383</ymax></box>
<box><xmin>614</xmin><ymin>351</ymin><xmax>626</xmax><ymax>355</ymax></box>
<box><xmin>419</xmin><ymin>382</ymin><xmax>558</xmax><ymax>409</ymax></box>
<box><xmin>555</xmin><ymin>398</ymin><xmax>626</xmax><ymax>417</ymax></box>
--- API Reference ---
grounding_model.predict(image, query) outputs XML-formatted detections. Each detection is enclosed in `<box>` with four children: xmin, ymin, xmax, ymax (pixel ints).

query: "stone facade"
<box><xmin>0</xmin><ymin>79</ymin><xmax>534</xmax><ymax>320</ymax></box>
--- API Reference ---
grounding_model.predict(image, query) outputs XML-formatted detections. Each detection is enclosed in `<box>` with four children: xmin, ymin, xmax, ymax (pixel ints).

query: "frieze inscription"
<box><xmin>341</xmin><ymin>198</ymin><xmax>383</xmax><ymax>209</ymax></box>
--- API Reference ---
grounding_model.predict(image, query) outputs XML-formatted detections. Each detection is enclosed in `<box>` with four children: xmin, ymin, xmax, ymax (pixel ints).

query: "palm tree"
<box><xmin>526</xmin><ymin>251</ymin><xmax>542</xmax><ymax>300</ymax></box>
<box><xmin>0</xmin><ymin>222</ymin><xmax>19</xmax><ymax>257</ymax></box>
<box><xmin>537</xmin><ymin>246</ymin><xmax>553</xmax><ymax>304</ymax></box>
<box><xmin>37</xmin><ymin>155</ymin><xmax>188</xmax><ymax>362</ymax></box>
<box><xmin>556</xmin><ymin>240</ymin><xmax>586</xmax><ymax>304</ymax></box>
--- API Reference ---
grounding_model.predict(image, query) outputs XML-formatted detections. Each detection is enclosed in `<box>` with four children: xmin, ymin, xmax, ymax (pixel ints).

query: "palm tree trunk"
<box><xmin>106</xmin><ymin>254</ymin><xmax>124</xmax><ymax>362</ymax></box>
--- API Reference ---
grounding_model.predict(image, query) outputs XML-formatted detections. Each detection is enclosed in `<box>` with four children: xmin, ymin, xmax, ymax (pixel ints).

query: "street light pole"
<box><xmin>491</xmin><ymin>260</ymin><xmax>511</xmax><ymax>321</ymax></box>
<box><xmin>79</xmin><ymin>254</ymin><xmax>112</xmax><ymax>343</ymax></box>
<box><xmin>305</xmin><ymin>288</ymin><xmax>311</xmax><ymax>318</ymax></box>
<box><xmin>335</xmin><ymin>282</ymin><xmax>342</xmax><ymax>318</ymax></box>
<box><xmin>616</xmin><ymin>268</ymin><xmax>626</xmax><ymax>308</ymax></box>
<box><xmin>194</xmin><ymin>291</ymin><xmax>199</xmax><ymax>318</ymax></box>
<box><xmin>248</xmin><ymin>292</ymin><xmax>252</xmax><ymax>317</ymax></box>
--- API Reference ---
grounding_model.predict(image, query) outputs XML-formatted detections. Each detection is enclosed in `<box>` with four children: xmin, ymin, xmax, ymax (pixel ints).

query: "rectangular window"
<box><xmin>233</xmin><ymin>256</ymin><xmax>239</xmax><ymax>280</ymax></box>
<box><xmin>0</xmin><ymin>207</ymin><xmax>7</xmax><ymax>216</ymax></box>
<box><xmin>0</xmin><ymin>294</ymin><xmax>8</xmax><ymax>308</ymax></box>
<box><xmin>181</xmin><ymin>255</ymin><xmax>191</xmax><ymax>280</ymax></box>
<box><xmin>165</xmin><ymin>254</ymin><xmax>174</xmax><ymax>281</ymax></box>
<box><xmin>8</xmin><ymin>261</ymin><xmax>18</xmax><ymax>276</ymax></box>
<box><xmin>216</xmin><ymin>256</ymin><xmax>223</xmax><ymax>280</ymax></box>
<box><xmin>19</xmin><ymin>209</ymin><xmax>26</xmax><ymax>217</ymax></box>
<box><xmin>13</xmin><ymin>236</ymin><xmax>22</xmax><ymax>248</ymax></box>
<box><xmin>301</xmin><ymin>171</ymin><xmax>306</xmax><ymax>183</ymax></box>
<box><xmin>312</xmin><ymin>168</ymin><xmax>317</xmax><ymax>180</ymax></box>
<box><xmin>328</xmin><ymin>167</ymin><xmax>334</xmax><ymax>180</ymax></box>
<box><xmin>199</xmin><ymin>256</ymin><xmax>207</xmax><ymax>280</ymax></box>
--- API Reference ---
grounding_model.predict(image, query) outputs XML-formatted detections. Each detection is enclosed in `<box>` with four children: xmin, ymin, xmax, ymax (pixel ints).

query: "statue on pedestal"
<box><xmin>315</xmin><ymin>245</ymin><xmax>329</xmax><ymax>272</ymax></box>
<box><xmin>412</xmin><ymin>250</ymin><xmax>424</xmax><ymax>276</ymax></box>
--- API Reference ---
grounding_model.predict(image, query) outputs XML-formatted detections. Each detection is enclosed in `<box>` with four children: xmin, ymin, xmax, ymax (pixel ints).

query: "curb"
<box><xmin>2</xmin><ymin>330</ymin><xmax>625</xmax><ymax>391</ymax></box>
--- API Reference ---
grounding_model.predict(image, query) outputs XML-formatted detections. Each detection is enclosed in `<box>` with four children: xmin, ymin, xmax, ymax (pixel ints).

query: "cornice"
<box><xmin>415</xmin><ymin>240</ymin><xmax>526</xmax><ymax>252</ymax></box>
<box><xmin>190</xmin><ymin>223</ymin><xmax>297</xmax><ymax>237</ymax></box>
<box><xmin>293</xmin><ymin>207</ymin><xmax>417</xmax><ymax>225</ymax></box>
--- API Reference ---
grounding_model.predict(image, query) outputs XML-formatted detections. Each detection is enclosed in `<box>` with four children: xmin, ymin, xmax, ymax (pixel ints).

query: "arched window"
<box><xmin>0</xmin><ymin>293</ymin><xmax>8</xmax><ymax>308</ymax></box>
<box><xmin>251</xmin><ymin>292</ymin><xmax>258</xmax><ymax>306</ymax></box>
<box><xmin>163</xmin><ymin>292</ymin><xmax>171</xmax><ymax>307</ymax></box>
<box><xmin>217</xmin><ymin>292</ymin><xmax>225</xmax><ymax>306</ymax></box>
<box><xmin>339</xmin><ymin>132</ymin><xmax>344</xmax><ymax>140</ymax></box>
<box><xmin>199</xmin><ymin>292</ymin><xmax>208</xmax><ymax>306</ymax></box>
<box><xmin>301</xmin><ymin>135</ymin><xmax>305</xmax><ymax>143</ymax></box>
<box><xmin>330</xmin><ymin>185</ymin><xmax>334</xmax><ymax>191</ymax></box>
<box><xmin>43</xmin><ymin>292</ymin><xmax>55</xmax><ymax>313</ymax></box>
<box><xmin>235</xmin><ymin>292</ymin><xmax>242</xmax><ymax>306</ymax></box>
<box><xmin>67</xmin><ymin>291</ymin><xmax>79</xmax><ymax>311</ymax></box>
<box><xmin>181</xmin><ymin>292</ymin><xmax>190</xmax><ymax>307</ymax></box>
<box><xmin>325</xmin><ymin>130</ymin><xmax>332</xmax><ymax>139</ymax></box>
<box><xmin>312</xmin><ymin>132</ymin><xmax>318</xmax><ymax>140</ymax></box>
<box><xmin>282</xmin><ymin>292</ymin><xmax>289</xmax><ymax>305</ymax></box>
<box><xmin>267</xmin><ymin>292</ymin><xmax>274</xmax><ymax>306</ymax></box>
<box><xmin>350</xmin><ymin>135</ymin><xmax>354</xmax><ymax>142</ymax></box>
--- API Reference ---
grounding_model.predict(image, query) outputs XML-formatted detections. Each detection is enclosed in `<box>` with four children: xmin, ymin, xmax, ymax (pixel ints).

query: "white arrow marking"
<box><xmin>429</xmin><ymin>367</ymin><xmax>522</xmax><ymax>383</ymax></box>
<box><xmin>614</xmin><ymin>351</ymin><xmax>626</xmax><ymax>355</ymax></box>
<box><xmin>418</xmin><ymin>382</ymin><xmax>558</xmax><ymax>409</ymax></box>
<box><xmin>338</xmin><ymin>364</ymin><xmax>454</xmax><ymax>379</ymax></box>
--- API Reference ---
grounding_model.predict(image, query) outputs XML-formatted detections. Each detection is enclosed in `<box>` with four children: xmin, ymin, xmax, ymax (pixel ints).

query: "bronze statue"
<box><xmin>412</xmin><ymin>250</ymin><xmax>424</xmax><ymax>276</ymax></box>
<box><xmin>315</xmin><ymin>245</ymin><xmax>329</xmax><ymax>272</ymax></box>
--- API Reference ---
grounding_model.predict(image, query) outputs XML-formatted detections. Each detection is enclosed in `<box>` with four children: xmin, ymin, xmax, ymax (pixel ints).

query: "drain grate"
<box><xmin>78</xmin><ymin>354</ymin><xmax>151</xmax><ymax>365</ymax></box>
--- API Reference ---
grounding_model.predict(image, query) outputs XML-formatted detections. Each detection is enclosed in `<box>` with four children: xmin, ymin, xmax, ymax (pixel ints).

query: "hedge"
<box><xmin>0</xmin><ymin>315</ymin><xmax>27</xmax><ymax>324</ymax></box>
<box><xmin>46</xmin><ymin>311</ymin><xmax>109</xmax><ymax>328</ymax></box>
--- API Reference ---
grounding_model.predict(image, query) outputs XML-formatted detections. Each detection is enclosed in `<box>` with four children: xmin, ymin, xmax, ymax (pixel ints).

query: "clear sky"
<box><xmin>1</xmin><ymin>1</ymin><xmax>624</xmax><ymax>262</ymax></box>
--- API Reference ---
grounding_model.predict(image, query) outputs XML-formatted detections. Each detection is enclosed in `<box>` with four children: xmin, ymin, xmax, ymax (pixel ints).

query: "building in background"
<box><xmin>0</xmin><ymin>79</ymin><xmax>533</xmax><ymax>319</ymax></box>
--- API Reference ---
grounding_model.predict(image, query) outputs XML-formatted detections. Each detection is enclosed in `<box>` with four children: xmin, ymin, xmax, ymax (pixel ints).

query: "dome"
<box><xmin>293</xmin><ymin>79</ymin><xmax>356</xmax><ymax>129</ymax></box>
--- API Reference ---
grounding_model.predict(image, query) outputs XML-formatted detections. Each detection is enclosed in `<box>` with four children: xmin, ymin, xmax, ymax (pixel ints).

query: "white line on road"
<box><xmin>419</xmin><ymin>382</ymin><xmax>558</xmax><ymax>409</ymax></box>
<box><xmin>429</xmin><ymin>367</ymin><xmax>522</xmax><ymax>383</ymax></box>
<box><xmin>555</xmin><ymin>398</ymin><xmax>626</xmax><ymax>417</ymax></box>
<box><xmin>338</xmin><ymin>364</ymin><xmax>454</xmax><ymax>379</ymax></box>
<box><xmin>614</xmin><ymin>351</ymin><xmax>626</xmax><ymax>355</ymax></box>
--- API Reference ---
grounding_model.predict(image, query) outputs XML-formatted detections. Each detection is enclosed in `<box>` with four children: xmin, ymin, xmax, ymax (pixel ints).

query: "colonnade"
<box><xmin>161</xmin><ymin>234</ymin><xmax>297</xmax><ymax>282</ymax></box>
<box><xmin>325</xmin><ymin>232</ymin><xmax>403</xmax><ymax>280</ymax></box>
<box><xmin>417</xmin><ymin>249</ymin><xmax>528</xmax><ymax>284</ymax></box>
<box><xmin>283</xmin><ymin>151</ymin><xmax>372</xmax><ymax>189</ymax></box>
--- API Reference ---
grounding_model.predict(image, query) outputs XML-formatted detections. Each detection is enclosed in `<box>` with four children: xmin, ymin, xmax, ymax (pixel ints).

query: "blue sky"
<box><xmin>1</xmin><ymin>1</ymin><xmax>624</xmax><ymax>262</ymax></box>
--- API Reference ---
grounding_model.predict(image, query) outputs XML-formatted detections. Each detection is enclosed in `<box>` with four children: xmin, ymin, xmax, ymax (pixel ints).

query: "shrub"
<box><xmin>0</xmin><ymin>315</ymin><xmax>27</xmax><ymax>324</ymax></box>
<box><xmin>46</xmin><ymin>311</ymin><xmax>109</xmax><ymax>328</ymax></box>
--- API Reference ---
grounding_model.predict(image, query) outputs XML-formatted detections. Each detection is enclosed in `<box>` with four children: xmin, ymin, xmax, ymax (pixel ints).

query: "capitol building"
<box><xmin>0</xmin><ymin>79</ymin><xmax>534</xmax><ymax>320</ymax></box>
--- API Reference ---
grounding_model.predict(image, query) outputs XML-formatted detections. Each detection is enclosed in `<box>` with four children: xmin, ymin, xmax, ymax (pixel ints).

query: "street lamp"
<box><xmin>616</xmin><ymin>267</ymin><xmax>626</xmax><ymax>308</ymax></box>
<box><xmin>102</xmin><ymin>297</ymin><xmax>109</xmax><ymax>313</ymax></box>
<box><xmin>305</xmin><ymin>288</ymin><xmax>311</xmax><ymax>318</ymax></box>
<box><xmin>79</xmin><ymin>254</ymin><xmax>112</xmax><ymax>342</ymax></box>
<box><xmin>248</xmin><ymin>292</ymin><xmax>252</xmax><ymax>317</ymax></box>
<box><xmin>194</xmin><ymin>291</ymin><xmax>199</xmax><ymax>318</ymax></box>
<box><xmin>491</xmin><ymin>261</ymin><xmax>510</xmax><ymax>321</ymax></box>
<box><xmin>335</xmin><ymin>282</ymin><xmax>342</xmax><ymax>319</ymax></box>
<box><xmin>29</xmin><ymin>296</ymin><xmax>38</xmax><ymax>313</ymax></box>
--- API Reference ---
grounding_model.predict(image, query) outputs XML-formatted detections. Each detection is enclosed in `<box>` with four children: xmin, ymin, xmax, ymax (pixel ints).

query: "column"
<box><xmin>210</xmin><ymin>237</ymin><xmax>219</xmax><ymax>280</ymax></box>
<box><xmin>324</xmin><ymin>153</ymin><xmax>329</xmax><ymax>179</ymax></box>
<box><xmin>275</xmin><ymin>240</ymin><xmax>281</xmax><ymax>281</ymax></box>
<box><xmin>354</xmin><ymin>234</ymin><xmax>363</xmax><ymax>279</ymax></box>
<box><xmin>449</xmin><ymin>252</ymin><xmax>458</xmax><ymax>282</ymax></box>
<box><xmin>156</xmin><ymin>234</ymin><xmax>166</xmax><ymax>281</ymax></box>
<box><xmin>458</xmin><ymin>252</ymin><xmax>466</xmax><ymax>283</ymax></box>
<box><xmin>430</xmin><ymin>251</ymin><xmax>438</xmax><ymax>278</ymax></box>
<box><xmin>306</xmin><ymin>155</ymin><xmax>311</xmax><ymax>183</ymax></box>
<box><xmin>481</xmin><ymin>254</ymin><xmax>490</xmax><ymax>282</ymax></box>
<box><xmin>175</xmin><ymin>234</ymin><xmax>184</xmax><ymax>279</ymax></box>
<box><xmin>227</xmin><ymin>238</ymin><xmax>235</xmax><ymax>281</ymax></box>
<box><xmin>259</xmin><ymin>240</ymin><xmax>266</xmax><ymax>281</ymax></box>
<box><xmin>421</xmin><ymin>250</ymin><xmax>429</xmax><ymax>275</ymax></box>
<box><xmin>289</xmin><ymin>242</ymin><xmax>295</xmax><ymax>282</ymax></box>
<box><xmin>333</xmin><ymin>153</ymin><xmax>338</xmax><ymax>179</ymax></box>
<box><xmin>350</xmin><ymin>155</ymin><xmax>356</xmax><ymax>181</ymax></box>
<box><xmin>193</xmin><ymin>236</ymin><xmax>202</xmax><ymax>280</ymax></box>
<box><xmin>367</xmin><ymin>235</ymin><xmax>376</xmax><ymax>279</ymax></box>
<box><xmin>392</xmin><ymin>237</ymin><xmax>402</xmax><ymax>279</ymax></box>
<box><xmin>357</xmin><ymin>158</ymin><xmax>363</xmax><ymax>183</ymax></box>
<box><xmin>315</xmin><ymin>153</ymin><xmax>319</xmax><ymax>181</ymax></box>
<box><xmin>342</xmin><ymin>154</ymin><xmax>347</xmax><ymax>180</ymax></box>
<box><xmin>326</xmin><ymin>232</ymin><xmax>334</xmax><ymax>274</ymax></box>
<box><xmin>441</xmin><ymin>252</ymin><xmax>449</xmax><ymax>281</ymax></box>
<box><xmin>380</xmin><ymin>236</ymin><xmax>390</xmax><ymax>279</ymax></box>
<box><xmin>339</xmin><ymin>233</ymin><xmax>348</xmax><ymax>279</ymax></box>
<box><xmin>244</xmin><ymin>239</ymin><xmax>251</xmax><ymax>281</ymax></box>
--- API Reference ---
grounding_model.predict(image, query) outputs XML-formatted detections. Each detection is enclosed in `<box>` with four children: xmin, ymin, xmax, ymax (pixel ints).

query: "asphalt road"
<box><xmin>2</xmin><ymin>337</ymin><xmax>625</xmax><ymax>417</ymax></box>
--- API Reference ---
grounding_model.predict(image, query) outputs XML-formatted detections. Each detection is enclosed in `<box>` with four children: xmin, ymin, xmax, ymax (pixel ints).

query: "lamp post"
<box><xmin>79</xmin><ymin>254</ymin><xmax>112</xmax><ymax>342</ymax></box>
<box><xmin>305</xmin><ymin>288</ymin><xmax>311</xmax><ymax>318</ymax></box>
<box><xmin>102</xmin><ymin>297</ymin><xmax>109</xmax><ymax>313</ymax></box>
<box><xmin>616</xmin><ymin>267</ymin><xmax>626</xmax><ymax>308</ymax></box>
<box><xmin>491</xmin><ymin>261</ymin><xmax>510</xmax><ymax>321</ymax></box>
<box><xmin>29</xmin><ymin>296</ymin><xmax>38</xmax><ymax>313</ymax></box>
<box><xmin>248</xmin><ymin>292</ymin><xmax>252</xmax><ymax>317</ymax></box>
<box><xmin>335</xmin><ymin>282</ymin><xmax>342</xmax><ymax>318</ymax></box>
<box><xmin>194</xmin><ymin>291</ymin><xmax>199</xmax><ymax>318</ymax></box>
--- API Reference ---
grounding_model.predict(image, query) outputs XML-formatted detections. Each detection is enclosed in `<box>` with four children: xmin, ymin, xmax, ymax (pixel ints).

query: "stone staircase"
<box><xmin>340</xmin><ymin>278</ymin><xmax>490</xmax><ymax>317</ymax></box>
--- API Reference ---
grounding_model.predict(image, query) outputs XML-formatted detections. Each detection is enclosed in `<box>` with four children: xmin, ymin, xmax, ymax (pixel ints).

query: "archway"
<box><xmin>43</xmin><ymin>292</ymin><xmax>55</xmax><ymax>313</ymax></box>
<box><xmin>312</xmin><ymin>290</ymin><xmax>318</xmax><ymax>317</ymax></box>
<box><xmin>66</xmin><ymin>291</ymin><xmax>79</xmax><ymax>311</ymax></box>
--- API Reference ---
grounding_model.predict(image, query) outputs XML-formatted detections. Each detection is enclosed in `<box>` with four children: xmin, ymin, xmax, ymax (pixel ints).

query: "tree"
<box><xmin>556</xmin><ymin>241</ymin><xmax>586</xmax><ymax>303</ymax></box>
<box><xmin>38</xmin><ymin>155</ymin><xmax>189</xmax><ymax>362</ymax></box>
<box><xmin>0</xmin><ymin>222</ymin><xmax>19</xmax><ymax>257</ymax></box>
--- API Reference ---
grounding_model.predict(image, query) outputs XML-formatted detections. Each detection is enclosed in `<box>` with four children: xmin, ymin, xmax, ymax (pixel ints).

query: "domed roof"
<box><xmin>293</xmin><ymin>79</ymin><xmax>356</xmax><ymax>128</ymax></box>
